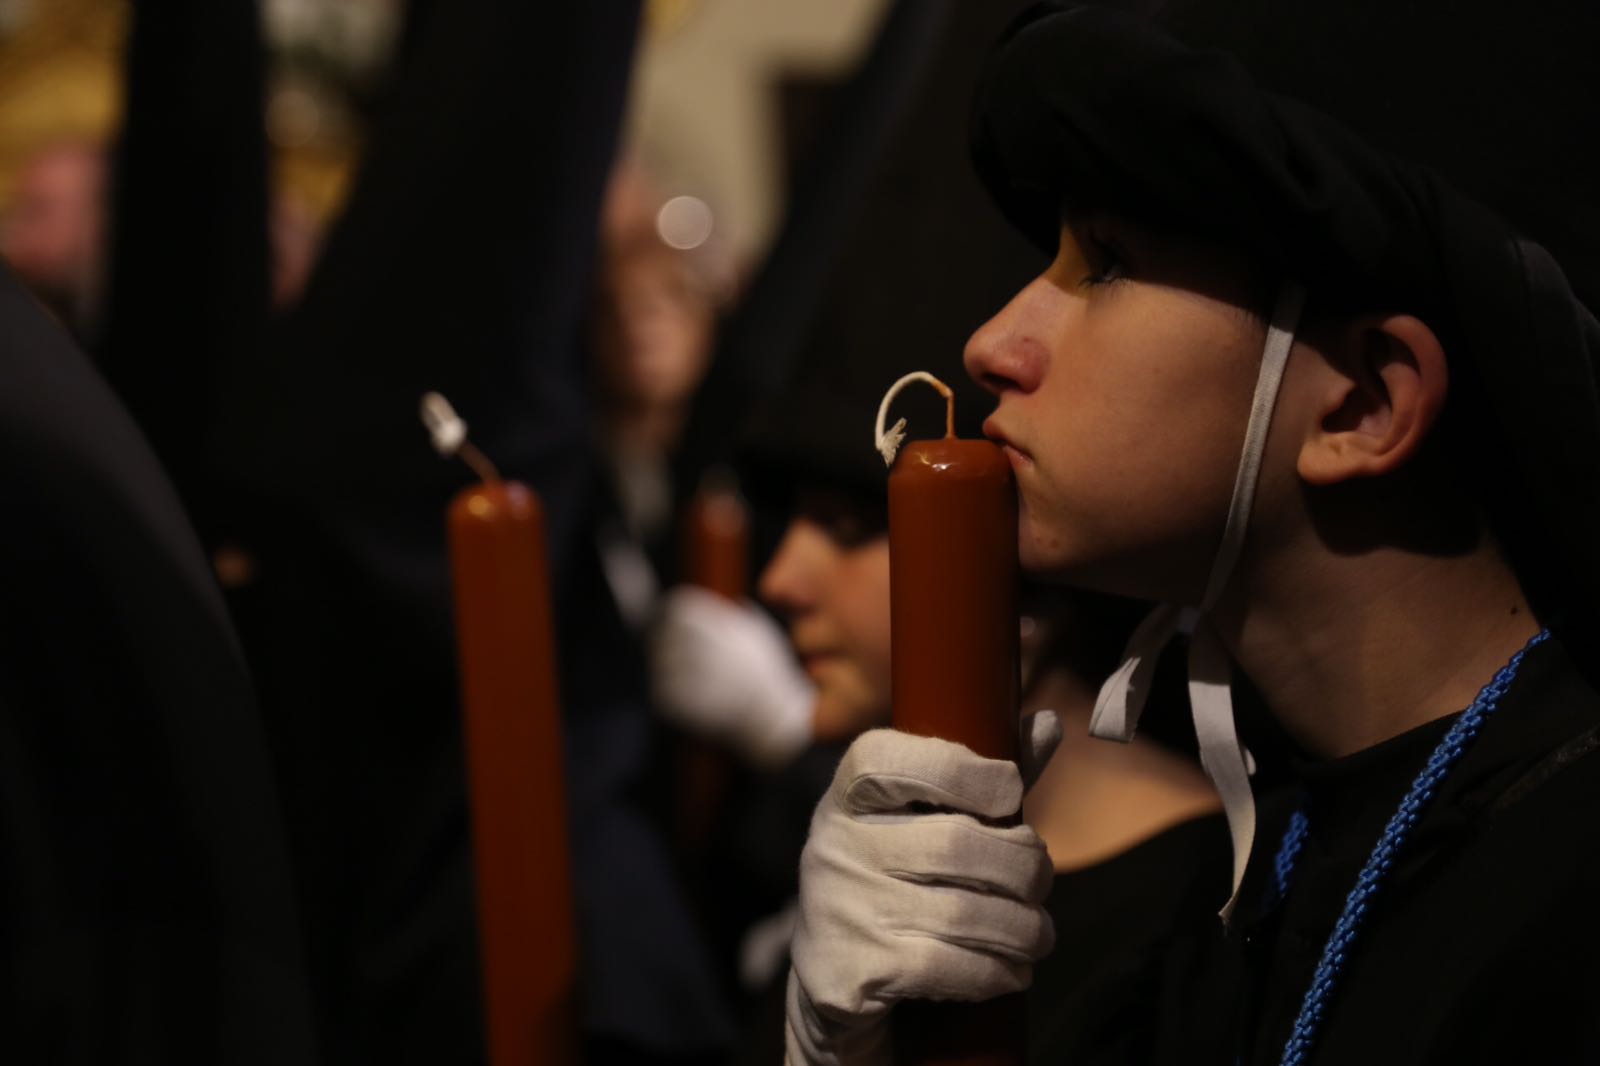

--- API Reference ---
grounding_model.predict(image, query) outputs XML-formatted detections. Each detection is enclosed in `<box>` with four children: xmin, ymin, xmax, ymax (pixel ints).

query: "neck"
<box><xmin>1211</xmin><ymin>538</ymin><xmax>1540</xmax><ymax>759</ymax></box>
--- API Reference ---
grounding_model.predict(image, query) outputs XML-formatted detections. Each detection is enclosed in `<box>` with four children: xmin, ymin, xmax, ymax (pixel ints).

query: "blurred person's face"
<box><xmin>0</xmin><ymin>141</ymin><xmax>106</xmax><ymax>321</ymax></box>
<box><xmin>270</xmin><ymin>194</ymin><xmax>324</xmax><ymax>310</ymax></box>
<box><xmin>592</xmin><ymin>238</ymin><xmax>715</xmax><ymax>415</ymax></box>
<box><xmin>759</xmin><ymin>492</ymin><xmax>892</xmax><ymax>741</ymax></box>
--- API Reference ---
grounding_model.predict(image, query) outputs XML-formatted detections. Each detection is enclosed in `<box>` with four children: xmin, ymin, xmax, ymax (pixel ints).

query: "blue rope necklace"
<box><xmin>1267</xmin><ymin>628</ymin><xmax>1550</xmax><ymax>1066</ymax></box>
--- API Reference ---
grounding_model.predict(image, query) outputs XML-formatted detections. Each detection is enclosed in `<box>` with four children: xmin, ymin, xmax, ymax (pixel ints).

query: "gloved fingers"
<box><xmin>1018</xmin><ymin>709</ymin><xmax>1063</xmax><ymax>790</ymax></box>
<box><xmin>655</xmin><ymin>586</ymin><xmax>751</xmax><ymax>652</ymax></box>
<box><xmin>888</xmin><ymin>883</ymin><xmax>1055</xmax><ymax>965</ymax></box>
<box><xmin>651</xmin><ymin>584</ymin><xmax>809</xmax><ymax>703</ymax></box>
<box><xmin>655</xmin><ymin>585</ymin><xmax>771</xmax><ymax>644</ymax></box>
<box><xmin>881</xmin><ymin>931</ymin><xmax>1040</xmax><ymax>1004</ymax></box>
<box><xmin>652</xmin><ymin>660</ymin><xmax>716</xmax><ymax>717</ymax></box>
<box><xmin>650</xmin><ymin>592</ymin><xmax>714</xmax><ymax>670</ymax></box>
<box><xmin>865</xmin><ymin>815</ymin><xmax>1053</xmax><ymax>903</ymax></box>
<box><xmin>835</xmin><ymin>730</ymin><xmax>1024</xmax><ymax>820</ymax></box>
<box><xmin>653</xmin><ymin>585</ymin><xmax>716</xmax><ymax>639</ymax></box>
<box><xmin>649</xmin><ymin>632</ymin><xmax>716</xmax><ymax>694</ymax></box>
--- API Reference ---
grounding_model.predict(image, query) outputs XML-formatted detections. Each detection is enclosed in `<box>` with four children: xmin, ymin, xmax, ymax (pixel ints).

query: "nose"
<box><xmin>757</xmin><ymin>519</ymin><xmax>826</xmax><ymax>618</ymax></box>
<box><xmin>963</xmin><ymin>280</ymin><xmax>1050</xmax><ymax>397</ymax></box>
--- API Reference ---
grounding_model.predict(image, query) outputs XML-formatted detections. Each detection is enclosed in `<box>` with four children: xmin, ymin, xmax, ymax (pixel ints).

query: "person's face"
<box><xmin>758</xmin><ymin>496</ymin><xmax>892</xmax><ymax>742</ymax></box>
<box><xmin>965</xmin><ymin>218</ymin><xmax>1272</xmax><ymax>603</ymax></box>
<box><xmin>593</xmin><ymin>240</ymin><xmax>715</xmax><ymax>412</ymax></box>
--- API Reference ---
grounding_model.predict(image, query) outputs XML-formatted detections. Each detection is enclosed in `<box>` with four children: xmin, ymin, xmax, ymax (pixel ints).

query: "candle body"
<box><xmin>888</xmin><ymin>437</ymin><xmax>1023</xmax><ymax>1066</ymax></box>
<box><xmin>683</xmin><ymin>485</ymin><xmax>749</xmax><ymax>601</ymax></box>
<box><xmin>447</xmin><ymin>482</ymin><xmax>578</xmax><ymax>1066</ymax></box>
<box><xmin>676</xmin><ymin>484</ymin><xmax>751</xmax><ymax>850</ymax></box>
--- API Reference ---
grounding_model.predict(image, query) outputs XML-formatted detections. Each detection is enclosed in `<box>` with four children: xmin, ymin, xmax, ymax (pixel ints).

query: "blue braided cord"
<box><xmin>1276</xmin><ymin>628</ymin><xmax>1550</xmax><ymax>1066</ymax></box>
<box><xmin>1272</xmin><ymin>809</ymin><xmax>1311</xmax><ymax>902</ymax></box>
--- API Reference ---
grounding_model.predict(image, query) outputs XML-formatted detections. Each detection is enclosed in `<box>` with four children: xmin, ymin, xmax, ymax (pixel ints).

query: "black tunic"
<box><xmin>1030</xmin><ymin>631</ymin><xmax>1600</xmax><ymax>1065</ymax></box>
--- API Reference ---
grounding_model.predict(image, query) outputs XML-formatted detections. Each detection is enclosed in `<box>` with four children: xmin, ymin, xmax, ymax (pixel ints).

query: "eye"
<box><xmin>821</xmin><ymin>511</ymin><xmax>886</xmax><ymax>549</ymax></box>
<box><xmin>797</xmin><ymin>494</ymin><xmax>886</xmax><ymax>549</ymax></box>
<box><xmin>1080</xmin><ymin>233</ymin><xmax>1128</xmax><ymax>288</ymax></box>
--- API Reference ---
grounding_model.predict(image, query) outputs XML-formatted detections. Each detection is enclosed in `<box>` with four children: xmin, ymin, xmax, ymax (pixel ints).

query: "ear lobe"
<box><xmin>1297</xmin><ymin>314</ymin><xmax>1449</xmax><ymax>486</ymax></box>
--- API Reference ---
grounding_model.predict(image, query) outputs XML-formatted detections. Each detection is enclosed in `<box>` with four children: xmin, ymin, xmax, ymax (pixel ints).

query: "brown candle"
<box><xmin>884</xmin><ymin>378</ymin><xmax>1023</xmax><ymax>1066</ymax></box>
<box><xmin>447</xmin><ymin>480</ymin><xmax>579</xmax><ymax>1066</ymax></box>
<box><xmin>675</xmin><ymin>477</ymin><xmax>751</xmax><ymax>850</ymax></box>
<box><xmin>683</xmin><ymin>479</ymin><xmax>750</xmax><ymax>601</ymax></box>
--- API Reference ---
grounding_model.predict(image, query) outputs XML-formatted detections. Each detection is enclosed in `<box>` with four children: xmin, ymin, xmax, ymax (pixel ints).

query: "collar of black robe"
<box><xmin>1221</xmin><ymin>631</ymin><xmax>1600</xmax><ymax>1063</ymax></box>
<box><xmin>1229</xmin><ymin>629</ymin><xmax>1600</xmax><ymax>940</ymax></box>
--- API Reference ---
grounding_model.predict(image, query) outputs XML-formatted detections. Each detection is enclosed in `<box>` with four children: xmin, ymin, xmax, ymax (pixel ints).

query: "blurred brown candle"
<box><xmin>882</xmin><ymin>374</ymin><xmax>1023</xmax><ymax>1066</ymax></box>
<box><xmin>447</xmin><ymin>480</ymin><xmax>579</xmax><ymax>1066</ymax></box>
<box><xmin>676</xmin><ymin>474</ymin><xmax>751</xmax><ymax>850</ymax></box>
<box><xmin>683</xmin><ymin>476</ymin><xmax>750</xmax><ymax>601</ymax></box>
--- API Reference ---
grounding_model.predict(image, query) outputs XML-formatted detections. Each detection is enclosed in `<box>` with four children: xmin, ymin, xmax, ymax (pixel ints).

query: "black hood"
<box><xmin>738</xmin><ymin>0</ymin><xmax>1047</xmax><ymax>508</ymax></box>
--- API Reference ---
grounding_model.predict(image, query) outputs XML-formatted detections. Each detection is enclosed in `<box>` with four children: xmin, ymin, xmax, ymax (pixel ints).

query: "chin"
<box><xmin>1018</xmin><ymin>525</ymin><xmax>1142</xmax><ymax>599</ymax></box>
<box><xmin>1017</xmin><ymin>517</ymin><xmax>1077</xmax><ymax>580</ymax></box>
<box><xmin>812</xmin><ymin>686</ymin><xmax>892</xmax><ymax>742</ymax></box>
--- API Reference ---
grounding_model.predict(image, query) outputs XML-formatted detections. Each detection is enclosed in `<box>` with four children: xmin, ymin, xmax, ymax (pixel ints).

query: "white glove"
<box><xmin>785</xmin><ymin>713</ymin><xmax>1063</xmax><ymax>1066</ymax></box>
<box><xmin>650</xmin><ymin>585</ymin><xmax>815</xmax><ymax>768</ymax></box>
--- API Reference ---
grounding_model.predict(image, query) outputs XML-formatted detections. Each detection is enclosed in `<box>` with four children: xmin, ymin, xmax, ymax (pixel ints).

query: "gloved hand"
<box><xmin>650</xmin><ymin>585</ymin><xmax>815</xmax><ymax>768</ymax></box>
<box><xmin>785</xmin><ymin>713</ymin><xmax>1063</xmax><ymax>1066</ymax></box>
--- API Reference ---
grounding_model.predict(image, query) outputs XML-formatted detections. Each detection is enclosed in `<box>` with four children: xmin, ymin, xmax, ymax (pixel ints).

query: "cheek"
<box><xmin>826</xmin><ymin>544</ymin><xmax>894</xmax><ymax>683</ymax></box>
<box><xmin>808</xmin><ymin>546</ymin><xmax>894</xmax><ymax>741</ymax></box>
<box><xmin>1021</xmin><ymin>293</ymin><xmax>1261</xmax><ymax>596</ymax></box>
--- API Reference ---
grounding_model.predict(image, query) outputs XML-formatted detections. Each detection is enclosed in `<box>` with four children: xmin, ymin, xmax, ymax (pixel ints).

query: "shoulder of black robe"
<box><xmin>0</xmin><ymin>266</ymin><xmax>314</xmax><ymax>1064</ymax></box>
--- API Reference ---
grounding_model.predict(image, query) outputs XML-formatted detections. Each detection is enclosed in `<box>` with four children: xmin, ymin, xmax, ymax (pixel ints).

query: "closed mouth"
<box><xmin>983</xmin><ymin>417</ymin><xmax>1031</xmax><ymax>464</ymax></box>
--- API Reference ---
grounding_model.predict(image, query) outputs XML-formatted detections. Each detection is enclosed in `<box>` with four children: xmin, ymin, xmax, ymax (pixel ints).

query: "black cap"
<box><xmin>969</xmin><ymin>0</ymin><xmax>1600</xmax><ymax>619</ymax></box>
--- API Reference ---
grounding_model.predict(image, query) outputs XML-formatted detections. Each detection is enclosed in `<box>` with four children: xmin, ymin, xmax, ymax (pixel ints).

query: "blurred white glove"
<box><xmin>650</xmin><ymin>585</ymin><xmax>815</xmax><ymax>768</ymax></box>
<box><xmin>785</xmin><ymin>713</ymin><xmax>1063</xmax><ymax>1066</ymax></box>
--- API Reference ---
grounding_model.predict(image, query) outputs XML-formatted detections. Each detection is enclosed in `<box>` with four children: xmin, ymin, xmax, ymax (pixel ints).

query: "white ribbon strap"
<box><xmin>1188</xmin><ymin>621</ymin><xmax>1256</xmax><ymax>922</ymax></box>
<box><xmin>1089</xmin><ymin>282</ymin><xmax>1306</xmax><ymax>920</ymax></box>
<box><xmin>1199</xmin><ymin>283</ymin><xmax>1306</xmax><ymax>611</ymax></box>
<box><xmin>1089</xmin><ymin>602</ymin><xmax>1188</xmax><ymax>741</ymax></box>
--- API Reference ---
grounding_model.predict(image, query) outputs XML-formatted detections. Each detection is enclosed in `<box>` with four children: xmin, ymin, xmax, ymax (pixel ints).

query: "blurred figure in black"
<box><xmin>95</xmin><ymin>0</ymin><xmax>733</xmax><ymax>1062</ymax></box>
<box><xmin>589</xmin><ymin>157</ymin><xmax>733</xmax><ymax>631</ymax></box>
<box><xmin>0</xmin><ymin>259</ymin><xmax>315</xmax><ymax>1061</ymax></box>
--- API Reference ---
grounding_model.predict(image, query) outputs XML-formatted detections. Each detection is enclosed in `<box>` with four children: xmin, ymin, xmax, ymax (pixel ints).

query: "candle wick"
<box><xmin>458</xmin><ymin>440</ymin><xmax>502</xmax><ymax>484</ymax></box>
<box><xmin>874</xmin><ymin>371</ymin><xmax>956</xmax><ymax>466</ymax></box>
<box><xmin>421</xmin><ymin>390</ymin><xmax>503</xmax><ymax>483</ymax></box>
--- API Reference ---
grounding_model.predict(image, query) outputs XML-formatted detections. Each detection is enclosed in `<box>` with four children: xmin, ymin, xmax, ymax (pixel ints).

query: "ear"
<box><xmin>1296</xmin><ymin>314</ymin><xmax>1449</xmax><ymax>486</ymax></box>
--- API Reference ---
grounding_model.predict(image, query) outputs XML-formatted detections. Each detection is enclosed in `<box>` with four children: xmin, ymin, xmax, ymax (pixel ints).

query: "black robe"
<box><xmin>1030</xmin><ymin>631</ymin><xmax>1600</xmax><ymax>1065</ymax></box>
<box><xmin>0</xmin><ymin>265</ymin><xmax>315</xmax><ymax>1062</ymax></box>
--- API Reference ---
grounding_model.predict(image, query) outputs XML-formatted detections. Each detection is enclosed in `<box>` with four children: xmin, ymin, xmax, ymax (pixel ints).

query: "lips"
<box><xmin>983</xmin><ymin>417</ymin><xmax>1032</xmax><ymax>465</ymax></box>
<box><xmin>795</xmin><ymin>650</ymin><xmax>841</xmax><ymax>680</ymax></box>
